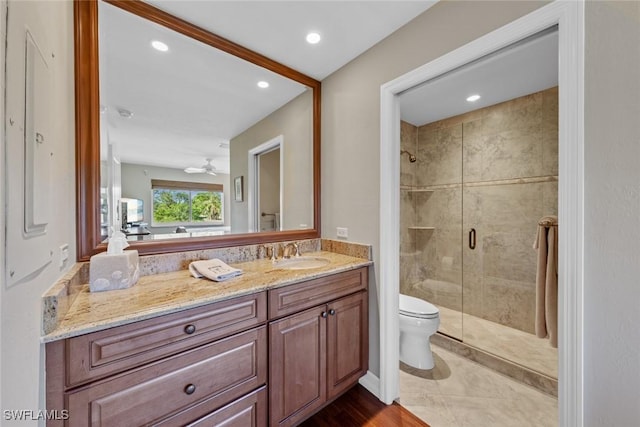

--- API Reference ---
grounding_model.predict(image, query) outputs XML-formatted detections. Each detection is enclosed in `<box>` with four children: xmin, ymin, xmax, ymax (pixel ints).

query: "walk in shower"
<box><xmin>398</xmin><ymin>29</ymin><xmax>559</xmax><ymax>382</ymax></box>
<box><xmin>400</xmin><ymin>87</ymin><xmax>558</xmax><ymax>379</ymax></box>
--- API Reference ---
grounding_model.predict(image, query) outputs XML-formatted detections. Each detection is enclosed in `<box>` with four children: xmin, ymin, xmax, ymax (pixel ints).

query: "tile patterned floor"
<box><xmin>398</xmin><ymin>346</ymin><xmax>558</xmax><ymax>427</ymax></box>
<box><xmin>438</xmin><ymin>306</ymin><xmax>557</xmax><ymax>378</ymax></box>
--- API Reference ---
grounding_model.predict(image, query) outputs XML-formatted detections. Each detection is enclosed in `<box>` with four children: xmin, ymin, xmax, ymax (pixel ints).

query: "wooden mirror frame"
<box><xmin>75</xmin><ymin>0</ymin><xmax>321</xmax><ymax>261</ymax></box>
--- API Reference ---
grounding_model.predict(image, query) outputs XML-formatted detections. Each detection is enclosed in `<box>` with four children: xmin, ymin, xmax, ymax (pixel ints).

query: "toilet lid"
<box><xmin>399</xmin><ymin>294</ymin><xmax>439</xmax><ymax>318</ymax></box>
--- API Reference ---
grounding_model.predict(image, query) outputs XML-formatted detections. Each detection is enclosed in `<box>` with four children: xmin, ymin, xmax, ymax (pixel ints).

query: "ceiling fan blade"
<box><xmin>184</xmin><ymin>158</ymin><xmax>216</xmax><ymax>175</ymax></box>
<box><xmin>184</xmin><ymin>167</ymin><xmax>206</xmax><ymax>173</ymax></box>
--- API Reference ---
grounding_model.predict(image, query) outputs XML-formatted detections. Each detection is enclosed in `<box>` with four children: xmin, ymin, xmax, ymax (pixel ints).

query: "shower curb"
<box><xmin>431</xmin><ymin>333</ymin><xmax>558</xmax><ymax>397</ymax></box>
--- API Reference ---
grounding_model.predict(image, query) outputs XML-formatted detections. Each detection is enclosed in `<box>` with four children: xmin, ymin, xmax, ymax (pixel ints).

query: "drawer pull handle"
<box><xmin>184</xmin><ymin>324</ymin><xmax>196</xmax><ymax>334</ymax></box>
<box><xmin>184</xmin><ymin>384</ymin><xmax>196</xmax><ymax>395</ymax></box>
<box><xmin>328</xmin><ymin>309</ymin><xmax>336</xmax><ymax>316</ymax></box>
<box><xmin>321</xmin><ymin>311</ymin><xmax>328</xmax><ymax>318</ymax></box>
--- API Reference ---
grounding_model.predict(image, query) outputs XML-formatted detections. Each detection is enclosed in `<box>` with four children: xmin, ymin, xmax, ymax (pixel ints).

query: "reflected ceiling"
<box><xmin>100</xmin><ymin>1</ymin><xmax>438</xmax><ymax>172</ymax></box>
<box><xmin>99</xmin><ymin>2</ymin><xmax>307</xmax><ymax>172</ymax></box>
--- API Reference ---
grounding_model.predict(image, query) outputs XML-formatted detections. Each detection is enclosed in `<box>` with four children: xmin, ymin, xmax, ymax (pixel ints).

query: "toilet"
<box><xmin>399</xmin><ymin>294</ymin><xmax>440</xmax><ymax>370</ymax></box>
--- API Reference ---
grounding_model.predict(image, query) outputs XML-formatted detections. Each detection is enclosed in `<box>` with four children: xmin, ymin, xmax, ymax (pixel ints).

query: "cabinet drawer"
<box><xmin>268</xmin><ymin>267</ymin><xmax>367</xmax><ymax>319</ymax></box>
<box><xmin>67</xmin><ymin>292</ymin><xmax>266</xmax><ymax>387</ymax></box>
<box><xmin>184</xmin><ymin>386</ymin><xmax>267</xmax><ymax>427</ymax></box>
<box><xmin>66</xmin><ymin>326</ymin><xmax>267</xmax><ymax>427</ymax></box>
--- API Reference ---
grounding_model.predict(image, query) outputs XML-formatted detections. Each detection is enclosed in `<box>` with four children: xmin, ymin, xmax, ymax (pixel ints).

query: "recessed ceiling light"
<box><xmin>151</xmin><ymin>40</ymin><xmax>169</xmax><ymax>52</ymax></box>
<box><xmin>257</xmin><ymin>81</ymin><xmax>270</xmax><ymax>89</ymax></box>
<box><xmin>306</xmin><ymin>32</ymin><xmax>321</xmax><ymax>44</ymax></box>
<box><xmin>466</xmin><ymin>94</ymin><xmax>481</xmax><ymax>102</ymax></box>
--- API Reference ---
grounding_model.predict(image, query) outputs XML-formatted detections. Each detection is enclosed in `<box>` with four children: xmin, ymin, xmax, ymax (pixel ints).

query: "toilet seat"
<box><xmin>399</xmin><ymin>294</ymin><xmax>439</xmax><ymax>319</ymax></box>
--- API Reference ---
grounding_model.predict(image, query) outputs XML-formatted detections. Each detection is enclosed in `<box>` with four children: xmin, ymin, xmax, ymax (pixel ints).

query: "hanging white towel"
<box><xmin>533</xmin><ymin>216</ymin><xmax>558</xmax><ymax>348</ymax></box>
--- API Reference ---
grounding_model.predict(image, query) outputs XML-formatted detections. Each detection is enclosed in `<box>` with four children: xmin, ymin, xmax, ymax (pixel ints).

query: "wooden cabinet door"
<box><xmin>326</xmin><ymin>291</ymin><xmax>368</xmax><ymax>400</ymax></box>
<box><xmin>269</xmin><ymin>305</ymin><xmax>327</xmax><ymax>427</ymax></box>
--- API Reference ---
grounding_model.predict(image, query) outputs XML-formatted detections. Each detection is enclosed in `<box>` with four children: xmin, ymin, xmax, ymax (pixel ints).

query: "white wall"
<box><xmin>583</xmin><ymin>1</ymin><xmax>640</xmax><ymax>425</ymax></box>
<box><xmin>0</xmin><ymin>0</ymin><xmax>75</xmax><ymax>424</ymax></box>
<box><xmin>321</xmin><ymin>0</ymin><xmax>546</xmax><ymax>377</ymax></box>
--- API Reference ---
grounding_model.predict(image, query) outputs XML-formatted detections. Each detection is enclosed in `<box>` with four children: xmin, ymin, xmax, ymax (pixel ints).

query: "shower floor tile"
<box><xmin>437</xmin><ymin>305</ymin><xmax>557</xmax><ymax>378</ymax></box>
<box><xmin>398</xmin><ymin>346</ymin><xmax>558</xmax><ymax>427</ymax></box>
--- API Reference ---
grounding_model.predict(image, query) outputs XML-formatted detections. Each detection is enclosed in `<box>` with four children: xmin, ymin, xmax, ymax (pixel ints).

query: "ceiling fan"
<box><xmin>184</xmin><ymin>158</ymin><xmax>217</xmax><ymax>176</ymax></box>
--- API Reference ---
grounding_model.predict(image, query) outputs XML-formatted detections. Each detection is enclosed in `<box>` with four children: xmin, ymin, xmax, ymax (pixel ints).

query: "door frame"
<box><xmin>378</xmin><ymin>2</ymin><xmax>584</xmax><ymax>426</ymax></box>
<box><xmin>247</xmin><ymin>135</ymin><xmax>284</xmax><ymax>232</ymax></box>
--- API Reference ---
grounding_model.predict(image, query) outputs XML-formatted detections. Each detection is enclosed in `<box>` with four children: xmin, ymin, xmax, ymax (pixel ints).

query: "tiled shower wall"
<box><xmin>400</xmin><ymin>87</ymin><xmax>558</xmax><ymax>335</ymax></box>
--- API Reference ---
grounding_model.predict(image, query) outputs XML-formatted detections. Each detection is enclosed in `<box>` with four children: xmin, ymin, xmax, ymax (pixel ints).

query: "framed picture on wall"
<box><xmin>234</xmin><ymin>176</ymin><xmax>243</xmax><ymax>202</ymax></box>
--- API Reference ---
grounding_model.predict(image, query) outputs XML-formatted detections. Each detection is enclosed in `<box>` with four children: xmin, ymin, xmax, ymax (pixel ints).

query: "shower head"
<box><xmin>401</xmin><ymin>150</ymin><xmax>417</xmax><ymax>163</ymax></box>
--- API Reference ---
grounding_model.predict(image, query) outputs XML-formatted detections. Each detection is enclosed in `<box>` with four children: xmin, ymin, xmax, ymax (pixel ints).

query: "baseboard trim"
<box><xmin>358</xmin><ymin>371</ymin><xmax>381</xmax><ymax>400</ymax></box>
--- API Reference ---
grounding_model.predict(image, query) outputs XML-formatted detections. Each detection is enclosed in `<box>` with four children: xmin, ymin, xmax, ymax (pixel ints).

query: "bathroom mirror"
<box><xmin>75</xmin><ymin>0</ymin><xmax>321</xmax><ymax>261</ymax></box>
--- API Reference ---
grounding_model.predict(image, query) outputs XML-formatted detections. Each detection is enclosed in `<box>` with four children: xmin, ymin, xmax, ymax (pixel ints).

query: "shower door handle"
<box><xmin>469</xmin><ymin>228</ymin><xmax>476</xmax><ymax>250</ymax></box>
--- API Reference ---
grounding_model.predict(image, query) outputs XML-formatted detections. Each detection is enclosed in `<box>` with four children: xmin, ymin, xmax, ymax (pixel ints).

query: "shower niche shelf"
<box><xmin>408</xmin><ymin>226</ymin><xmax>435</xmax><ymax>231</ymax></box>
<box><xmin>406</xmin><ymin>189</ymin><xmax>434</xmax><ymax>194</ymax></box>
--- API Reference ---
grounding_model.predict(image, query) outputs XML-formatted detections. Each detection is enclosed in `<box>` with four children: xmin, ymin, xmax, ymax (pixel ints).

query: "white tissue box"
<box><xmin>89</xmin><ymin>250</ymin><xmax>140</xmax><ymax>292</ymax></box>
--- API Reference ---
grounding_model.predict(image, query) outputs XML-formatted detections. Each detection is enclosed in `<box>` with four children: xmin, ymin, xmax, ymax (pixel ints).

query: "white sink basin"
<box><xmin>273</xmin><ymin>256</ymin><xmax>331</xmax><ymax>270</ymax></box>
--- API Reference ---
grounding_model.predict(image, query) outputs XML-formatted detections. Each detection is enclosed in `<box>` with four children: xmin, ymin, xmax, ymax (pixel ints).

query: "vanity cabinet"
<box><xmin>268</xmin><ymin>267</ymin><xmax>368</xmax><ymax>427</ymax></box>
<box><xmin>46</xmin><ymin>292</ymin><xmax>268</xmax><ymax>427</ymax></box>
<box><xmin>46</xmin><ymin>266</ymin><xmax>369</xmax><ymax>427</ymax></box>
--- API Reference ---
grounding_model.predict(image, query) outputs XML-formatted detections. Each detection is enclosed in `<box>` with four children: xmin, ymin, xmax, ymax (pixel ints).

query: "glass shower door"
<box><xmin>461</xmin><ymin>88</ymin><xmax>559</xmax><ymax>378</ymax></box>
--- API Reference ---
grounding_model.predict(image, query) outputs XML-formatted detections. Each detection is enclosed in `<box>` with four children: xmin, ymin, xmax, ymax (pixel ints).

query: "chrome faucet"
<box><xmin>282</xmin><ymin>242</ymin><xmax>299</xmax><ymax>259</ymax></box>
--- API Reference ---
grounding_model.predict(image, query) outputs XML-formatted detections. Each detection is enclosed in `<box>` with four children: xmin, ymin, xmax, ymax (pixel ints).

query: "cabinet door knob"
<box><xmin>328</xmin><ymin>309</ymin><xmax>336</xmax><ymax>316</ymax></box>
<box><xmin>184</xmin><ymin>324</ymin><xmax>196</xmax><ymax>334</ymax></box>
<box><xmin>184</xmin><ymin>384</ymin><xmax>196</xmax><ymax>395</ymax></box>
<box><xmin>321</xmin><ymin>311</ymin><xmax>328</xmax><ymax>318</ymax></box>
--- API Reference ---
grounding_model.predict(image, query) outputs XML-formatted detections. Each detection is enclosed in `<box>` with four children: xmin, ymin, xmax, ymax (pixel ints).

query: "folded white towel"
<box><xmin>189</xmin><ymin>259</ymin><xmax>243</xmax><ymax>282</ymax></box>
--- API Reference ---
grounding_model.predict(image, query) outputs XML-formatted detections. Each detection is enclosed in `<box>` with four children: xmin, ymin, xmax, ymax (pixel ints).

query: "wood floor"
<box><xmin>299</xmin><ymin>385</ymin><xmax>429</xmax><ymax>427</ymax></box>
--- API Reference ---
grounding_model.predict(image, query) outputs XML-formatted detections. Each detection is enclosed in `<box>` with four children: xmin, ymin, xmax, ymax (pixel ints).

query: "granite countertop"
<box><xmin>42</xmin><ymin>251</ymin><xmax>371</xmax><ymax>343</ymax></box>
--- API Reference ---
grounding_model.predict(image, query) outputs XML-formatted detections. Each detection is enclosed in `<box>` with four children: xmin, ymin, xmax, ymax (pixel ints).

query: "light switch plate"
<box><xmin>336</xmin><ymin>227</ymin><xmax>348</xmax><ymax>239</ymax></box>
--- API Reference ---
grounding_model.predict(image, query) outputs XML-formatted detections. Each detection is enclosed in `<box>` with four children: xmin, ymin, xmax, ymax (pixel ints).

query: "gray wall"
<box><xmin>230</xmin><ymin>90</ymin><xmax>313</xmax><ymax>233</ymax></box>
<box><xmin>584</xmin><ymin>2</ymin><xmax>640</xmax><ymax>425</ymax></box>
<box><xmin>121</xmin><ymin>163</ymin><xmax>230</xmax><ymax>234</ymax></box>
<box><xmin>321</xmin><ymin>0</ymin><xmax>548</xmax><ymax>378</ymax></box>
